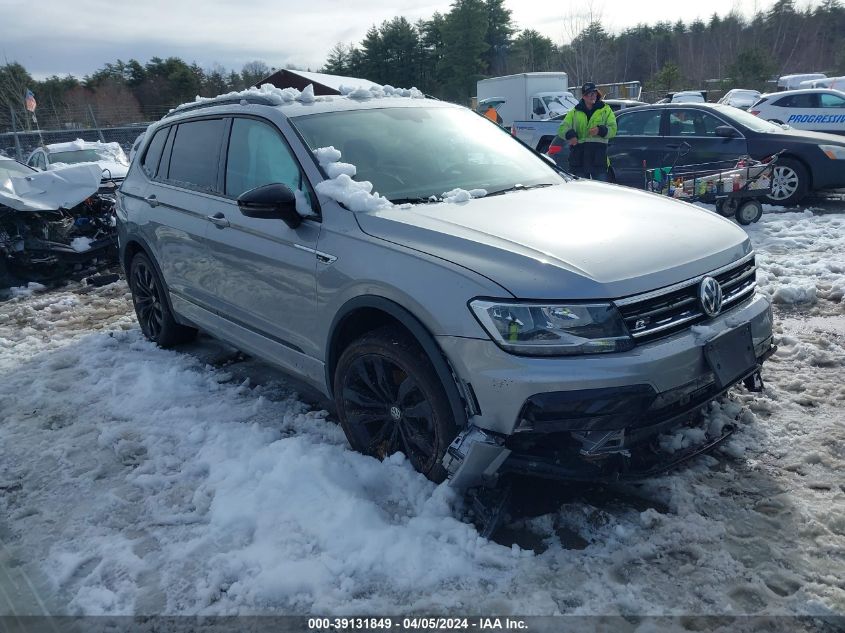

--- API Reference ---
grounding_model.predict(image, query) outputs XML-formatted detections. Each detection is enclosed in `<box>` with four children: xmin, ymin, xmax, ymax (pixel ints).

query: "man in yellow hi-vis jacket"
<box><xmin>556</xmin><ymin>82</ymin><xmax>617</xmax><ymax>180</ymax></box>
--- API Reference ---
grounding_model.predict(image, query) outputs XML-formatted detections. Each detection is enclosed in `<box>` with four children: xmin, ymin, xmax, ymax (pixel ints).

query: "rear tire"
<box><xmin>333</xmin><ymin>326</ymin><xmax>458</xmax><ymax>483</ymax></box>
<box><xmin>129</xmin><ymin>252</ymin><xmax>196</xmax><ymax>347</ymax></box>
<box><xmin>765</xmin><ymin>157</ymin><xmax>808</xmax><ymax>207</ymax></box>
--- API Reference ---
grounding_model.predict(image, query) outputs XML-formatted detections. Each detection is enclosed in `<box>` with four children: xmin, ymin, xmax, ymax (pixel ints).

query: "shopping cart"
<box><xmin>645</xmin><ymin>147</ymin><xmax>783</xmax><ymax>225</ymax></box>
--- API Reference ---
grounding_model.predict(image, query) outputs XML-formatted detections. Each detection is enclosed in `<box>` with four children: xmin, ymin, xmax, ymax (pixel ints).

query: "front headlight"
<box><xmin>819</xmin><ymin>144</ymin><xmax>845</xmax><ymax>160</ymax></box>
<box><xmin>469</xmin><ymin>299</ymin><xmax>634</xmax><ymax>356</ymax></box>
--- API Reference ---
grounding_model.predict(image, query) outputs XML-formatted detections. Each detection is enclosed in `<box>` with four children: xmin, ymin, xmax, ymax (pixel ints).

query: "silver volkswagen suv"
<box><xmin>117</xmin><ymin>86</ymin><xmax>774</xmax><ymax>488</ymax></box>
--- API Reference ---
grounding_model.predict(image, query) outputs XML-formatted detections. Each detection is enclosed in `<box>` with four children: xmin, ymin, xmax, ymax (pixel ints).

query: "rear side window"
<box><xmin>616</xmin><ymin>110</ymin><xmax>662</xmax><ymax>136</ymax></box>
<box><xmin>142</xmin><ymin>127</ymin><xmax>168</xmax><ymax>178</ymax></box>
<box><xmin>167</xmin><ymin>119</ymin><xmax>225</xmax><ymax>192</ymax></box>
<box><xmin>774</xmin><ymin>94</ymin><xmax>816</xmax><ymax>108</ymax></box>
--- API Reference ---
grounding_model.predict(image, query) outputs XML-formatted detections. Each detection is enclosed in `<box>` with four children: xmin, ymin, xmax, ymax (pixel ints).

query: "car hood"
<box><xmin>355</xmin><ymin>181</ymin><xmax>752</xmax><ymax>300</ymax></box>
<box><xmin>765</xmin><ymin>127</ymin><xmax>845</xmax><ymax>145</ymax></box>
<box><xmin>48</xmin><ymin>160</ymin><xmax>128</xmax><ymax>180</ymax></box>
<box><xmin>0</xmin><ymin>163</ymin><xmax>102</xmax><ymax>212</ymax></box>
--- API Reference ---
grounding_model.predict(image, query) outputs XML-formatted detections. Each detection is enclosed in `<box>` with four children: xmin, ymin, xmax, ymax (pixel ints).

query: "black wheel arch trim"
<box><xmin>326</xmin><ymin>296</ymin><xmax>469</xmax><ymax>430</ymax></box>
<box><xmin>122</xmin><ymin>237</ymin><xmax>188</xmax><ymax>327</ymax></box>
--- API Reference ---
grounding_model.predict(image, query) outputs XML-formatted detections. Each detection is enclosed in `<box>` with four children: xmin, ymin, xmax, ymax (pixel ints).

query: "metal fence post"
<box><xmin>87</xmin><ymin>104</ymin><xmax>106</xmax><ymax>142</ymax></box>
<box><xmin>10</xmin><ymin>107</ymin><xmax>23</xmax><ymax>161</ymax></box>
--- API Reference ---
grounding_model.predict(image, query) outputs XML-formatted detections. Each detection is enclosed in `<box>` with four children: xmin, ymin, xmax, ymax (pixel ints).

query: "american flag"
<box><xmin>24</xmin><ymin>89</ymin><xmax>36</xmax><ymax>113</ymax></box>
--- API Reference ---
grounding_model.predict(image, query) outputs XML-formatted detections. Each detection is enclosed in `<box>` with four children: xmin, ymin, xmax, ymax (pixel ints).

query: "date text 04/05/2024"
<box><xmin>307</xmin><ymin>617</ymin><xmax>528</xmax><ymax>630</ymax></box>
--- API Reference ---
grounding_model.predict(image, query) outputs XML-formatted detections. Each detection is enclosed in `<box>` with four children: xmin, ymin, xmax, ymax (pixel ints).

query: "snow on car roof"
<box><xmin>168</xmin><ymin>82</ymin><xmax>449</xmax><ymax>120</ymax></box>
<box><xmin>44</xmin><ymin>139</ymin><xmax>124</xmax><ymax>155</ymax></box>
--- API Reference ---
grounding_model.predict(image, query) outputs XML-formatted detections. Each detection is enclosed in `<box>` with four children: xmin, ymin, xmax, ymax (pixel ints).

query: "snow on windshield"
<box><xmin>313</xmin><ymin>146</ymin><xmax>489</xmax><ymax>211</ymax></box>
<box><xmin>46</xmin><ymin>139</ymin><xmax>129</xmax><ymax>166</ymax></box>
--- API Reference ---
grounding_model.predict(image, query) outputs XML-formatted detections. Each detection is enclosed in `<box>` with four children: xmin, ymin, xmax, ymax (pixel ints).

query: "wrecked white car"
<box><xmin>0</xmin><ymin>156</ymin><xmax>117</xmax><ymax>288</ymax></box>
<box><xmin>26</xmin><ymin>139</ymin><xmax>130</xmax><ymax>187</ymax></box>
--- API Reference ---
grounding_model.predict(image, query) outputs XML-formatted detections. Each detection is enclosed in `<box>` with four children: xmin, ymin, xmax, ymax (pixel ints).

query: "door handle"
<box><xmin>144</xmin><ymin>195</ymin><xmax>158</xmax><ymax>207</ymax></box>
<box><xmin>206</xmin><ymin>213</ymin><xmax>230</xmax><ymax>228</ymax></box>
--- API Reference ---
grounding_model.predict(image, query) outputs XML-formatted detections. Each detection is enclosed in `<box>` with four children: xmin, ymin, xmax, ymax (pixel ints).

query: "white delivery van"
<box><xmin>476</xmin><ymin>73</ymin><xmax>573</xmax><ymax>127</ymax></box>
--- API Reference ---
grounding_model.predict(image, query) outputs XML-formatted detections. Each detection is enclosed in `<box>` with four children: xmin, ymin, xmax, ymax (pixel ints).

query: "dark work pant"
<box><xmin>569</xmin><ymin>142</ymin><xmax>608</xmax><ymax>181</ymax></box>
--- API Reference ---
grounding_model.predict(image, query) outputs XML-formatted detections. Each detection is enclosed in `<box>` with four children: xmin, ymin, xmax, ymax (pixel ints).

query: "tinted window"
<box><xmin>616</xmin><ymin>110</ymin><xmax>662</xmax><ymax>136</ymax></box>
<box><xmin>167</xmin><ymin>119</ymin><xmax>225</xmax><ymax>191</ymax></box>
<box><xmin>774</xmin><ymin>94</ymin><xmax>816</xmax><ymax>108</ymax></box>
<box><xmin>142</xmin><ymin>127</ymin><xmax>168</xmax><ymax>177</ymax></box>
<box><xmin>820</xmin><ymin>93</ymin><xmax>845</xmax><ymax>108</ymax></box>
<box><xmin>225</xmin><ymin>118</ymin><xmax>304</xmax><ymax>200</ymax></box>
<box><xmin>667</xmin><ymin>110</ymin><xmax>733</xmax><ymax>136</ymax></box>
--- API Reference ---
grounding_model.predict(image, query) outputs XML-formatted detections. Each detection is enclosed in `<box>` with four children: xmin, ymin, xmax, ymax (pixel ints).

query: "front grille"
<box><xmin>616</xmin><ymin>253</ymin><xmax>757</xmax><ymax>344</ymax></box>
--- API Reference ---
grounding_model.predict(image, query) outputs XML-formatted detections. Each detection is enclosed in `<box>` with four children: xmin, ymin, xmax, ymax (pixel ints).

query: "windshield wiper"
<box><xmin>388</xmin><ymin>196</ymin><xmax>440</xmax><ymax>205</ymax></box>
<box><xmin>485</xmin><ymin>183</ymin><xmax>555</xmax><ymax>197</ymax></box>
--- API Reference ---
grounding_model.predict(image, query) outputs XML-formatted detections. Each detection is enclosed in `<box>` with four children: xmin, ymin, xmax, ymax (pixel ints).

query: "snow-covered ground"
<box><xmin>0</xmin><ymin>205</ymin><xmax>843</xmax><ymax>620</ymax></box>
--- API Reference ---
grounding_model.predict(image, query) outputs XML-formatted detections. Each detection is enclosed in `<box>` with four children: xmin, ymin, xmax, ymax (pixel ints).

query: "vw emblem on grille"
<box><xmin>699</xmin><ymin>276</ymin><xmax>723</xmax><ymax>317</ymax></box>
<box><xmin>389</xmin><ymin>406</ymin><xmax>402</xmax><ymax>421</ymax></box>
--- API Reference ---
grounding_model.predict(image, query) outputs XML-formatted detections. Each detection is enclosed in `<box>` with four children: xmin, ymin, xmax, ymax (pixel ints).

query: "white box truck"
<box><xmin>476</xmin><ymin>72</ymin><xmax>573</xmax><ymax>127</ymax></box>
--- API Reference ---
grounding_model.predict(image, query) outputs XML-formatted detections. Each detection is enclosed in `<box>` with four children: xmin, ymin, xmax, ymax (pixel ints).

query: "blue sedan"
<box><xmin>608</xmin><ymin>103</ymin><xmax>845</xmax><ymax>206</ymax></box>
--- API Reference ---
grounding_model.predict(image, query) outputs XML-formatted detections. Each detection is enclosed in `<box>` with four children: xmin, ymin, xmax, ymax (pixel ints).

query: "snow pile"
<box><xmin>46</xmin><ymin>139</ymin><xmax>129</xmax><ymax>166</ymax></box>
<box><xmin>313</xmin><ymin>146</ymin><xmax>392</xmax><ymax>212</ymax></box>
<box><xmin>1</xmin><ymin>204</ymin><xmax>844</xmax><ymax>617</ymax></box>
<box><xmin>441</xmin><ymin>188</ymin><xmax>488</xmax><ymax>204</ymax></box>
<box><xmin>5</xmin><ymin>282</ymin><xmax>45</xmax><ymax>298</ymax></box>
<box><xmin>177</xmin><ymin>81</ymin><xmax>424</xmax><ymax>113</ymax></box>
<box><xmin>70</xmin><ymin>237</ymin><xmax>92</xmax><ymax>253</ymax></box>
<box><xmin>340</xmin><ymin>84</ymin><xmax>424</xmax><ymax>100</ymax></box>
<box><xmin>745</xmin><ymin>210</ymin><xmax>844</xmax><ymax>311</ymax></box>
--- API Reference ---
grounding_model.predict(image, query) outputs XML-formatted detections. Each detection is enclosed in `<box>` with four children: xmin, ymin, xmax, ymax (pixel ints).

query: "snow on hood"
<box><xmin>0</xmin><ymin>163</ymin><xmax>103</xmax><ymax>212</ymax></box>
<box><xmin>48</xmin><ymin>160</ymin><xmax>128</xmax><ymax>180</ymax></box>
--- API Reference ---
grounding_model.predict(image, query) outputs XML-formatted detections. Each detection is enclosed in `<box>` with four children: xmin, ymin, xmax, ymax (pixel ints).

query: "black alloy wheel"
<box><xmin>334</xmin><ymin>326</ymin><xmax>457</xmax><ymax>482</ymax></box>
<box><xmin>129</xmin><ymin>252</ymin><xmax>196</xmax><ymax>347</ymax></box>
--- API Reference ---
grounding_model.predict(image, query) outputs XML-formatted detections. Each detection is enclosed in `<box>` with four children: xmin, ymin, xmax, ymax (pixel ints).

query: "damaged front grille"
<box><xmin>615</xmin><ymin>253</ymin><xmax>757</xmax><ymax>343</ymax></box>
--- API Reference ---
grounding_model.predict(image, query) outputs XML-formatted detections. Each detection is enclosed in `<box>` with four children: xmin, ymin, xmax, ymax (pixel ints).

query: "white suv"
<box><xmin>750</xmin><ymin>89</ymin><xmax>845</xmax><ymax>133</ymax></box>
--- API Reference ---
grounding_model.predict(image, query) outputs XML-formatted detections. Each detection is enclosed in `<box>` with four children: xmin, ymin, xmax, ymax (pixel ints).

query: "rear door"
<box><xmin>201</xmin><ymin>115</ymin><xmax>322</xmax><ymax>362</ymax></box>
<box><xmin>608</xmin><ymin>108</ymin><xmax>664</xmax><ymax>187</ymax></box>
<box><xmin>767</xmin><ymin>93</ymin><xmax>817</xmax><ymax>127</ymax></box>
<box><xmin>124</xmin><ymin>119</ymin><xmax>227</xmax><ymax>309</ymax></box>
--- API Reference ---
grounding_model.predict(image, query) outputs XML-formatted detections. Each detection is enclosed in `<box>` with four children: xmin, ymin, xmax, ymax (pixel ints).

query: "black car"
<box><xmin>608</xmin><ymin>103</ymin><xmax>845</xmax><ymax>205</ymax></box>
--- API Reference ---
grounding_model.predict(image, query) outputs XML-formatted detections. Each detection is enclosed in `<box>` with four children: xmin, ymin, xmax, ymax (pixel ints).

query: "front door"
<box><xmin>201</xmin><ymin>116</ymin><xmax>323</xmax><ymax>365</ymax></box>
<box><xmin>661</xmin><ymin>108</ymin><xmax>747</xmax><ymax>177</ymax></box>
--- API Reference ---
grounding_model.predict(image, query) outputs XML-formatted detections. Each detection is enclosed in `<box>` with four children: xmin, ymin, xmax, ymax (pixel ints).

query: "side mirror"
<box><xmin>715</xmin><ymin>126</ymin><xmax>739</xmax><ymax>138</ymax></box>
<box><xmin>237</xmin><ymin>183</ymin><xmax>302</xmax><ymax>229</ymax></box>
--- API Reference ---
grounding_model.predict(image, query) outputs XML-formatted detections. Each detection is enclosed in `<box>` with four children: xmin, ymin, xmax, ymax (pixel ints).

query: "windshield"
<box><xmin>48</xmin><ymin>147</ymin><xmax>129</xmax><ymax>166</ymax></box>
<box><xmin>712</xmin><ymin>104</ymin><xmax>786</xmax><ymax>133</ymax></box>
<box><xmin>291</xmin><ymin>106</ymin><xmax>564</xmax><ymax>203</ymax></box>
<box><xmin>0</xmin><ymin>158</ymin><xmax>36</xmax><ymax>179</ymax></box>
<box><xmin>543</xmin><ymin>95</ymin><xmax>577</xmax><ymax>112</ymax></box>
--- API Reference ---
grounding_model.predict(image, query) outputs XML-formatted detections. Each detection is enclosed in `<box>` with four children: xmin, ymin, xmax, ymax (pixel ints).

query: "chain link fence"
<box><xmin>0</xmin><ymin>103</ymin><xmax>172</xmax><ymax>162</ymax></box>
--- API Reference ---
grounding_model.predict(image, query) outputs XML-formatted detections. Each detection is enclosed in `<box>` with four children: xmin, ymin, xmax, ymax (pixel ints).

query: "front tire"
<box><xmin>129</xmin><ymin>252</ymin><xmax>196</xmax><ymax>347</ymax></box>
<box><xmin>333</xmin><ymin>326</ymin><xmax>458</xmax><ymax>482</ymax></box>
<box><xmin>765</xmin><ymin>157</ymin><xmax>808</xmax><ymax>206</ymax></box>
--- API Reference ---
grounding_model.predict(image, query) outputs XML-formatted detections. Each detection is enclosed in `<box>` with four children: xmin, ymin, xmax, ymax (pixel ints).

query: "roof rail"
<box><xmin>163</xmin><ymin>95</ymin><xmax>278</xmax><ymax>119</ymax></box>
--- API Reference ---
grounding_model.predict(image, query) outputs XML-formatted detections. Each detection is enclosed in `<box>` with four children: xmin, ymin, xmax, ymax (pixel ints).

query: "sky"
<box><xmin>1</xmin><ymin>0</ymin><xmax>780</xmax><ymax>80</ymax></box>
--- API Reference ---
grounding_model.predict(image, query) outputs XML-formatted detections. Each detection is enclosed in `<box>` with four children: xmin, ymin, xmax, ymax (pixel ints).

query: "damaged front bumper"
<box><xmin>443</xmin><ymin>337</ymin><xmax>776</xmax><ymax>489</ymax></box>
